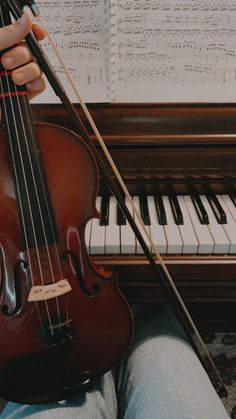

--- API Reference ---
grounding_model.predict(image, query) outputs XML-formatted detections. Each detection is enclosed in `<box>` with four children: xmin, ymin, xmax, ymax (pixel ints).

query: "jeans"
<box><xmin>1</xmin><ymin>303</ymin><xmax>229</xmax><ymax>418</ymax></box>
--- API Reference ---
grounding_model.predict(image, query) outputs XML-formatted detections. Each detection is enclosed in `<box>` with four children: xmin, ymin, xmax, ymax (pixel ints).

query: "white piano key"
<box><xmin>105</xmin><ymin>196</ymin><xmax>120</xmax><ymax>254</ymax></box>
<box><xmin>163</xmin><ymin>196</ymin><xmax>183</xmax><ymax>254</ymax></box>
<box><xmin>90</xmin><ymin>197</ymin><xmax>105</xmax><ymax>255</ymax></box>
<box><xmin>184</xmin><ymin>195</ymin><xmax>214</xmax><ymax>254</ymax></box>
<box><xmin>217</xmin><ymin>195</ymin><xmax>236</xmax><ymax>253</ymax></box>
<box><xmin>133</xmin><ymin>196</ymin><xmax>151</xmax><ymax>254</ymax></box>
<box><xmin>221</xmin><ymin>194</ymin><xmax>236</xmax><ymax>222</ymax></box>
<box><xmin>85</xmin><ymin>219</ymin><xmax>92</xmax><ymax>252</ymax></box>
<box><xmin>148</xmin><ymin>196</ymin><xmax>167</xmax><ymax>254</ymax></box>
<box><xmin>200</xmin><ymin>195</ymin><xmax>230</xmax><ymax>254</ymax></box>
<box><xmin>120</xmin><ymin>197</ymin><xmax>136</xmax><ymax>254</ymax></box>
<box><xmin>177</xmin><ymin>196</ymin><xmax>198</xmax><ymax>254</ymax></box>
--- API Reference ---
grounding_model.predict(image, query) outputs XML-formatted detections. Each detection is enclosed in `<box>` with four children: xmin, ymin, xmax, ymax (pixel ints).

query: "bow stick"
<box><xmin>4</xmin><ymin>0</ymin><xmax>228</xmax><ymax>398</ymax></box>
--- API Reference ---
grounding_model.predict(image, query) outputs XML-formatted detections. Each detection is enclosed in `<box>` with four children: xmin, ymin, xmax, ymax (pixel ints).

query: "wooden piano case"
<box><xmin>33</xmin><ymin>103</ymin><xmax>236</xmax><ymax>330</ymax></box>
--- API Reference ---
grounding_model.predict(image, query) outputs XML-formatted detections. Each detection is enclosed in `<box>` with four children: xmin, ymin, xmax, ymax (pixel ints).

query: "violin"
<box><xmin>0</xmin><ymin>1</ymin><xmax>133</xmax><ymax>403</ymax></box>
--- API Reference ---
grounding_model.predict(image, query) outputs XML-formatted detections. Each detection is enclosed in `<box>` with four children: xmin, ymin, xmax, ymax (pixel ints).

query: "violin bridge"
<box><xmin>28</xmin><ymin>279</ymin><xmax>72</xmax><ymax>302</ymax></box>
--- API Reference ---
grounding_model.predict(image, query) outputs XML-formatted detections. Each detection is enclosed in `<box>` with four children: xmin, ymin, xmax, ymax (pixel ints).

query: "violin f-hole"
<box><xmin>1</xmin><ymin>260</ymin><xmax>27</xmax><ymax>316</ymax></box>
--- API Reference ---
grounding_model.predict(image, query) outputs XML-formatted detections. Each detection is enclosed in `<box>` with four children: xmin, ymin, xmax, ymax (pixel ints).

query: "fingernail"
<box><xmin>3</xmin><ymin>57</ymin><xmax>14</xmax><ymax>67</ymax></box>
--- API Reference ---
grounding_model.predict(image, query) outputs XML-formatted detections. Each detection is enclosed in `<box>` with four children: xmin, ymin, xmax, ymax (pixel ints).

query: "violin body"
<box><xmin>0</xmin><ymin>122</ymin><xmax>133</xmax><ymax>403</ymax></box>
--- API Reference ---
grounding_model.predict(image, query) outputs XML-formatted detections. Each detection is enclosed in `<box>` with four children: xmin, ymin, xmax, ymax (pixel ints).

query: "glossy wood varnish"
<box><xmin>0</xmin><ymin>123</ymin><xmax>133</xmax><ymax>403</ymax></box>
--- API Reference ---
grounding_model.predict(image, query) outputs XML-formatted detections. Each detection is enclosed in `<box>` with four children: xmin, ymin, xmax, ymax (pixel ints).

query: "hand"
<box><xmin>0</xmin><ymin>11</ymin><xmax>46</xmax><ymax>100</ymax></box>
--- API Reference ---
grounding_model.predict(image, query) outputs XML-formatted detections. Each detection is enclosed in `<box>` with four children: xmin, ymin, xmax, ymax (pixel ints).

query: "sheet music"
<box><xmin>32</xmin><ymin>0</ymin><xmax>236</xmax><ymax>103</ymax></box>
<box><xmin>114</xmin><ymin>0</ymin><xmax>236</xmax><ymax>102</ymax></box>
<box><xmin>33</xmin><ymin>0</ymin><xmax>109</xmax><ymax>103</ymax></box>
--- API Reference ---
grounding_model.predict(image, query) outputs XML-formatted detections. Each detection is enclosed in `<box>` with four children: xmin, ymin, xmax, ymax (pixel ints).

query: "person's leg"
<box><xmin>116</xmin><ymin>303</ymin><xmax>229</xmax><ymax>419</ymax></box>
<box><xmin>1</xmin><ymin>370</ymin><xmax>117</xmax><ymax>419</ymax></box>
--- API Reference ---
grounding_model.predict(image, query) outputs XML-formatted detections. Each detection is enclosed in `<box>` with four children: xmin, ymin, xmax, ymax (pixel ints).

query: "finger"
<box><xmin>2</xmin><ymin>43</ymin><xmax>33</xmax><ymax>70</ymax></box>
<box><xmin>12</xmin><ymin>61</ymin><xmax>42</xmax><ymax>85</ymax></box>
<box><xmin>27</xmin><ymin>77</ymin><xmax>46</xmax><ymax>100</ymax></box>
<box><xmin>0</xmin><ymin>12</ymin><xmax>32</xmax><ymax>52</ymax></box>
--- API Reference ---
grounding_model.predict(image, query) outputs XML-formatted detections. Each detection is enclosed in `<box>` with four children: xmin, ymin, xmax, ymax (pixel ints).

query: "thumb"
<box><xmin>0</xmin><ymin>11</ymin><xmax>32</xmax><ymax>52</ymax></box>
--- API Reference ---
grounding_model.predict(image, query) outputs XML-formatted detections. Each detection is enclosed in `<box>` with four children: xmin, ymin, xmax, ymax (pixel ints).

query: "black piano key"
<box><xmin>169</xmin><ymin>194</ymin><xmax>184</xmax><ymax>225</ymax></box>
<box><xmin>154</xmin><ymin>193</ymin><xmax>167</xmax><ymax>225</ymax></box>
<box><xmin>207</xmin><ymin>193</ymin><xmax>227</xmax><ymax>224</ymax></box>
<box><xmin>139</xmin><ymin>195</ymin><xmax>150</xmax><ymax>225</ymax></box>
<box><xmin>230</xmin><ymin>193</ymin><xmax>236</xmax><ymax>208</ymax></box>
<box><xmin>117</xmin><ymin>202</ymin><xmax>126</xmax><ymax>225</ymax></box>
<box><xmin>191</xmin><ymin>193</ymin><xmax>209</xmax><ymax>224</ymax></box>
<box><xmin>100</xmin><ymin>194</ymin><xmax>110</xmax><ymax>226</ymax></box>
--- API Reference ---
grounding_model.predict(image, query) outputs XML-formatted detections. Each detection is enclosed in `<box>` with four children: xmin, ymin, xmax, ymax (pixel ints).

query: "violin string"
<box><xmin>0</xmin><ymin>5</ymin><xmax>56</xmax><ymax>332</ymax></box>
<box><xmin>37</xmin><ymin>13</ymin><xmax>226</xmax><ymax>389</ymax></box>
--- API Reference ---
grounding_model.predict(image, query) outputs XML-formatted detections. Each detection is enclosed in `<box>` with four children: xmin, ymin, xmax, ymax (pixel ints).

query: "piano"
<box><xmin>33</xmin><ymin>103</ymin><xmax>236</xmax><ymax>330</ymax></box>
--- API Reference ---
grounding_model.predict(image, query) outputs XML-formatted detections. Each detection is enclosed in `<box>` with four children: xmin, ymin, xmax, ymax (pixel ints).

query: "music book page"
<box><xmin>33</xmin><ymin>0</ymin><xmax>236</xmax><ymax>103</ymax></box>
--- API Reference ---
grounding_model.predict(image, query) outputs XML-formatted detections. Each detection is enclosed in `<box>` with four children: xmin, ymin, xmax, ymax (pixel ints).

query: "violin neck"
<box><xmin>0</xmin><ymin>1</ymin><xmax>58</xmax><ymax>249</ymax></box>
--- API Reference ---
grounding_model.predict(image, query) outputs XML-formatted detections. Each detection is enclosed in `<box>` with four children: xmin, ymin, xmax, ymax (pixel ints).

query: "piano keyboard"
<box><xmin>85</xmin><ymin>194</ymin><xmax>236</xmax><ymax>255</ymax></box>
